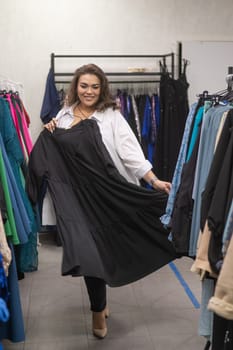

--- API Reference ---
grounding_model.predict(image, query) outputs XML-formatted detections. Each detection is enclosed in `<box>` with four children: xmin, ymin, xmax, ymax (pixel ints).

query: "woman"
<box><xmin>27</xmin><ymin>64</ymin><xmax>175</xmax><ymax>339</ymax></box>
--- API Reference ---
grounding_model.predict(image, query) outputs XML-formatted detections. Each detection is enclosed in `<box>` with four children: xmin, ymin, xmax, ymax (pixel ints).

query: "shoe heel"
<box><xmin>93</xmin><ymin>327</ymin><xmax>107</xmax><ymax>339</ymax></box>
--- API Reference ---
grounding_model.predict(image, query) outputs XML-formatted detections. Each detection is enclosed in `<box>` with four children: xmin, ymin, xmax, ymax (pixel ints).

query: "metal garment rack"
<box><xmin>226</xmin><ymin>66</ymin><xmax>233</xmax><ymax>91</ymax></box>
<box><xmin>50</xmin><ymin>53</ymin><xmax>176</xmax><ymax>85</ymax></box>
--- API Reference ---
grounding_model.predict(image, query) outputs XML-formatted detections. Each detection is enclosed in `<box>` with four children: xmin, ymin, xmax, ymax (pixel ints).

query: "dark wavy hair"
<box><xmin>67</xmin><ymin>63</ymin><xmax>117</xmax><ymax>111</ymax></box>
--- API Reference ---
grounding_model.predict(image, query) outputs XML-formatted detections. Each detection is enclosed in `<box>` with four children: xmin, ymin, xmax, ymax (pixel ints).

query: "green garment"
<box><xmin>0</xmin><ymin>149</ymin><xmax>19</xmax><ymax>244</ymax></box>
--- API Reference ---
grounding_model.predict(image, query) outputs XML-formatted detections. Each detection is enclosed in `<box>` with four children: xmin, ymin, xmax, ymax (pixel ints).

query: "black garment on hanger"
<box><xmin>0</xmin><ymin>183</ymin><xmax>7</xmax><ymax>222</ymax></box>
<box><xmin>201</xmin><ymin>110</ymin><xmax>233</xmax><ymax>231</ymax></box>
<box><xmin>154</xmin><ymin>61</ymin><xmax>189</xmax><ymax>181</ymax></box>
<box><xmin>26</xmin><ymin>120</ymin><xmax>176</xmax><ymax>287</ymax></box>
<box><xmin>127</xmin><ymin>95</ymin><xmax>140</xmax><ymax>143</ymax></box>
<box><xmin>169</xmin><ymin>128</ymin><xmax>201</xmax><ymax>255</ymax></box>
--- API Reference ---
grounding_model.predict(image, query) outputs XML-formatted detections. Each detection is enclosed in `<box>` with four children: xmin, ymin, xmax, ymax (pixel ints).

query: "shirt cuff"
<box><xmin>134</xmin><ymin>160</ymin><xmax>152</xmax><ymax>179</ymax></box>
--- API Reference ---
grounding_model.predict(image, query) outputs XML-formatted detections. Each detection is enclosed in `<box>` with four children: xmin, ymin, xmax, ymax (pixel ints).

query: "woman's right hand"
<box><xmin>44</xmin><ymin>118</ymin><xmax>57</xmax><ymax>133</ymax></box>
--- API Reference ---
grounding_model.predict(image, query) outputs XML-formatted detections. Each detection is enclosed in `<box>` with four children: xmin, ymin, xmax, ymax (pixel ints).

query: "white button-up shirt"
<box><xmin>55</xmin><ymin>105</ymin><xmax>152</xmax><ymax>185</ymax></box>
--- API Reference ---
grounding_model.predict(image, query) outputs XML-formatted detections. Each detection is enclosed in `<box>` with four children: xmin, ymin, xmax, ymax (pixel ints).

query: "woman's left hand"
<box><xmin>152</xmin><ymin>180</ymin><xmax>171</xmax><ymax>194</ymax></box>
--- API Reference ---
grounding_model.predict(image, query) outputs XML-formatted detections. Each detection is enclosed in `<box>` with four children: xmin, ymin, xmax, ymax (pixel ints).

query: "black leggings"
<box><xmin>84</xmin><ymin>276</ymin><xmax>107</xmax><ymax>312</ymax></box>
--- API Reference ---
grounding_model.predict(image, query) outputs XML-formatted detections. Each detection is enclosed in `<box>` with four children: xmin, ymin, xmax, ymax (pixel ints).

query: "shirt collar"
<box><xmin>56</xmin><ymin>104</ymin><xmax>73</xmax><ymax>120</ymax></box>
<box><xmin>56</xmin><ymin>103</ymin><xmax>104</xmax><ymax>123</ymax></box>
<box><xmin>91</xmin><ymin>111</ymin><xmax>104</xmax><ymax>123</ymax></box>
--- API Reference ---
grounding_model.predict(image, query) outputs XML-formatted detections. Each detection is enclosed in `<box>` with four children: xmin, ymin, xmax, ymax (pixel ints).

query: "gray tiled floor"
<box><xmin>3</xmin><ymin>235</ymin><xmax>206</xmax><ymax>349</ymax></box>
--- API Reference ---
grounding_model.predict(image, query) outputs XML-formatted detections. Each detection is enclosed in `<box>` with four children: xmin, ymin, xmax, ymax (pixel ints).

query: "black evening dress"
<box><xmin>26</xmin><ymin>119</ymin><xmax>176</xmax><ymax>287</ymax></box>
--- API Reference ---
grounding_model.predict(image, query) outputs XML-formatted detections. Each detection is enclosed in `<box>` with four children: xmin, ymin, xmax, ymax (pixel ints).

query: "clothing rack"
<box><xmin>196</xmin><ymin>67</ymin><xmax>233</xmax><ymax>103</ymax></box>
<box><xmin>226</xmin><ymin>66</ymin><xmax>233</xmax><ymax>91</ymax></box>
<box><xmin>50</xmin><ymin>53</ymin><xmax>177</xmax><ymax>85</ymax></box>
<box><xmin>0</xmin><ymin>77</ymin><xmax>24</xmax><ymax>100</ymax></box>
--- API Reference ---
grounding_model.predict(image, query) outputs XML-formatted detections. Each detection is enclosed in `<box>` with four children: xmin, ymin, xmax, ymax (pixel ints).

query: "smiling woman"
<box><xmin>30</xmin><ymin>63</ymin><xmax>174</xmax><ymax>339</ymax></box>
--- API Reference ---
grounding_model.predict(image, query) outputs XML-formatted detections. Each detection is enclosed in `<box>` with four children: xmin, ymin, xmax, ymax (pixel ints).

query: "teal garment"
<box><xmin>186</xmin><ymin>106</ymin><xmax>204</xmax><ymax>161</ymax></box>
<box><xmin>17</xmin><ymin>231</ymin><xmax>38</xmax><ymax>272</ymax></box>
<box><xmin>186</xmin><ymin>101</ymin><xmax>213</xmax><ymax>162</ymax></box>
<box><xmin>203</xmin><ymin>100</ymin><xmax>213</xmax><ymax>114</ymax></box>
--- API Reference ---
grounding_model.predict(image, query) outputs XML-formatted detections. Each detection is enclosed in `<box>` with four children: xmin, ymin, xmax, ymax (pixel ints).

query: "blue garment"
<box><xmin>0</xmin><ymin>243</ymin><xmax>25</xmax><ymax>342</ymax></box>
<box><xmin>198</xmin><ymin>279</ymin><xmax>214</xmax><ymax>339</ymax></box>
<box><xmin>161</xmin><ymin>102</ymin><xmax>197</xmax><ymax>227</ymax></box>
<box><xmin>0</xmin><ymin>254</ymin><xmax>8</xmax><ymax>303</ymax></box>
<box><xmin>127</xmin><ymin>95</ymin><xmax>131</xmax><ymax>117</ymax></box>
<box><xmin>40</xmin><ymin>68</ymin><xmax>61</xmax><ymax>124</ymax></box>
<box><xmin>0</xmin><ymin>299</ymin><xmax>9</xmax><ymax>323</ymax></box>
<box><xmin>222</xmin><ymin>200</ymin><xmax>233</xmax><ymax>244</ymax></box>
<box><xmin>141</xmin><ymin>96</ymin><xmax>154</xmax><ymax>163</ymax></box>
<box><xmin>189</xmin><ymin>105</ymin><xmax>233</xmax><ymax>256</ymax></box>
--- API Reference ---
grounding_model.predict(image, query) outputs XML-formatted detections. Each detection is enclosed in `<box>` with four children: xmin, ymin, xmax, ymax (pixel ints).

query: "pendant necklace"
<box><xmin>78</xmin><ymin>106</ymin><xmax>94</xmax><ymax>120</ymax></box>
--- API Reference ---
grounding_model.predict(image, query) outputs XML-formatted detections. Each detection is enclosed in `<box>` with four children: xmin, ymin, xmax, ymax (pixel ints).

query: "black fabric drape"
<box><xmin>26</xmin><ymin>120</ymin><xmax>176</xmax><ymax>287</ymax></box>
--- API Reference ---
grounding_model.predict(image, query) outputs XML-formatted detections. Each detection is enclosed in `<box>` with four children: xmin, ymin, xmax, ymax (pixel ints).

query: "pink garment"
<box><xmin>15</xmin><ymin>98</ymin><xmax>33</xmax><ymax>155</ymax></box>
<box><xmin>6</xmin><ymin>94</ymin><xmax>33</xmax><ymax>157</ymax></box>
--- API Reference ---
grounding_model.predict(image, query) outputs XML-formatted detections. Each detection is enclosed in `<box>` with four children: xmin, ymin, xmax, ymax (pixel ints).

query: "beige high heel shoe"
<box><xmin>92</xmin><ymin>310</ymin><xmax>107</xmax><ymax>339</ymax></box>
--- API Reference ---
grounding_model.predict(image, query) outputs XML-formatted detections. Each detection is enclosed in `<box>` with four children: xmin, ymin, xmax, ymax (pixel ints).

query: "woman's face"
<box><xmin>77</xmin><ymin>74</ymin><xmax>101</xmax><ymax>108</ymax></box>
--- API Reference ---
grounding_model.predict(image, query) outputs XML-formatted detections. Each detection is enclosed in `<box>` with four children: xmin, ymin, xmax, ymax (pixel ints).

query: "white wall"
<box><xmin>1</xmin><ymin>0</ymin><xmax>233</xmax><ymax>141</ymax></box>
<box><xmin>183</xmin><ymin>41</ymin><xmax>233</xmax><ymax>104</ymax></box>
